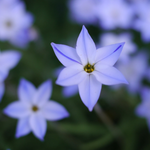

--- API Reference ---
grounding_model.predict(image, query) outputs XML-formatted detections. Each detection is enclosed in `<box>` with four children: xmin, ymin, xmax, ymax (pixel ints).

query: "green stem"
<box><xmin>94</xmin><ymin>103</ymin><xmax>123</xmax><ymax>145</ymax></box>
<box><xmin>80</xmin><ymin>133</ymin><xmax>113</xmax><ymax>150</ymax></box>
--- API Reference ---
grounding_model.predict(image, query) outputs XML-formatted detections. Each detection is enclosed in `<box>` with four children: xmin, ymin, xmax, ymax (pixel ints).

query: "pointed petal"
<box><xmin>56</xmin><ymin>64</ymin><xmax>87</xmax><ymax>86</ymax></box>
<box><xmin>3</xmin><ymin>101</ymin><xmax>30</xmax><ymax>118</ymax></box>
<box><xmin>95</xmin><ymin>42</ymin><xmax>125</xmax><ymax>66</ymax></box>
<box><xmin>18</xmin><ymin>79</ymin><xmax>36</xmax><ymax>105</ymax></box>
<box><xmin>0</xmin><ymin>50</ymin><xmax>21</xmax><ymax>70</ymax></box>
<box><xmin>15</xmin><ymin>117</ymin><xmax>31</xmax><ymax>138</ymax></box>
<box><xmin>0</xmin><ymin>82</ymin><xmax>5</xmax><ymax>101</ymax></box>
<box><xmin>33</xmin><ymin>80</ymin><xmax>52</xmax><ymax>105</ymax></box>
<box><xmin>93</xmin><ymin>63</ymin><xmax>128</xmax><ymax>85</ymax></box>
<box><xmin>42</xmin><ymin>101</ymin><xmax>69</xmax><ymax>121</ymax></box>
<box><xmin>0</xmin><ymin>67</ymin><xmax>8</xmax><ymax>82</ymax></box>
<box><xmin>76</xmin><ymin>26</ymin><xmax>96</xmax><ymax>65</ymax></box>
<box><xmin>62</xmin><ymin>85</ymin><xmax>78</xmax><ymax>98</ymax></box>
<box><xmin>51</xmin><ymin>43</ymin><xmax>81</xmax><ymax>66</ymax></box>
<box><xmin>78</xmin><ymin>75</ymin><xmax>102</xmax><ymax>111</ymax></box>
<box><xmin>29</xmin><ymin>113</ymin><xmax>47</xmax><ymax>141</ymax></box>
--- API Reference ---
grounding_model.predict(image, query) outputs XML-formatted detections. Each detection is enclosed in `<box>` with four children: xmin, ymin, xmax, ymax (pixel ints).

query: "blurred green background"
<box><xmin>0</xmin><ymin>0</ymin><xmax>149</xmax><ymax>150</ymax></box>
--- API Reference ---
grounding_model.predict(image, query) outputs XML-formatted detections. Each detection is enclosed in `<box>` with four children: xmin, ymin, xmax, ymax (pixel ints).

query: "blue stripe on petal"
<box><xmin>100</xmin><ymin>44</ymin><xmax>123</xmax><ymax>62</ymax></box>
<box><xmin>113</xmin><ymin>45</ymin><xmax>122</xmax><ymax>52</ymax></box>
<box><xmin>53</xmin><ymin>45</ymin><xmax>81</xmax><ymax>65</ymax></box>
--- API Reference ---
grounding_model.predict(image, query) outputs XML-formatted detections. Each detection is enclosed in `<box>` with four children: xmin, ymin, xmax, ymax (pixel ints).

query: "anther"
<box><xmin>32</xmin><ymin>105</ymin><xmax>38</xmax><ymax>112</ymax></box>
<box><xmin>84</xmin><ymin>63</ymin><xmax>95</xmax><ymax>73</ymax></box>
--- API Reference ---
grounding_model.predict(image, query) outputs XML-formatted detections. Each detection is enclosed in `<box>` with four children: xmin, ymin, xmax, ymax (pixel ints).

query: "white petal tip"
<box><xmin>82</xmin><ymin>25</ymin><xmax>87</xmax><ymax>32</ymax></box>
<box><xmin>64</xmin><ymin>112</ymin><xmax>70</xmax><ymax>118</ymax></box>
<box><xmin>20</xmin><ymin>78</ymin><xmax>26</xmax><ymax>83</ymax></box>
<box><xmin>45</xmin><ymin>80</ymin><xmax>52</xmax><ymax>86</ymax></box>
<box><xmin>122</xmin><ymin>79</ymin><xmax>129</xmax><ymax>85</ymax></box>
<box><xmin>37</xmin><ymin>136</ymin><xmax>44</xmax><ymax>141</ymax></box>
<box><xmin>3</xmin><ymin>109</ymin><xmax>7</xmax><ymax>115</ymax></box>
<box><xmin>88</xmin><ymin>107</ymin><xmax>93</xmax><ymax>112</ymax></box>
<box><xmin>15</xmin><ymin>133</ymin><xmax>21</xmax><ymax>139</ymax></box>
<box><xmin>51</xmin><ymin>42</ymin><xmax>55</xmax><ymax>47</ymax></box>
<box><xmin>55</xmin><ymin>79</ymin><xmax>66</xmax><ymax>86</ymax></box>
<box><xmin>82</xmin><ymin>25</ymin><xmax>86</xmax><ymax>29</ymax></box>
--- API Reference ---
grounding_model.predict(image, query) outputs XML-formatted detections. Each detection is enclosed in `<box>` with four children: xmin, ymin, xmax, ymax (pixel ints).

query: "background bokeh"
<box><xmin>1</xmin><ymin>0</ymin><xmax>150</xmax><ymax>150</ymax></box>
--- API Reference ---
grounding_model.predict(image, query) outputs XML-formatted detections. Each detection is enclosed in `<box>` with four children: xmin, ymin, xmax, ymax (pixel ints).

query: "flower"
<box><xmin>132</xmin><ymin>1</ymin><xmax>150</xmax><ymax>42</ymax></box>
<box><xmin>3</xmin><ymin>79</ymin><xmax>69</xmax><ymax>140</ymax></box>
<box><xmin>0</xmin><ymin>50</ymin><xmax>21</xmax><ymax>101</ymax></box>
<box><xmin>96</xmin><ymin>0</ymin><xmax>134</xmax><ymax>29</ymax></box>
<box><xmin>51</xmin><ymin>26</ymin><xmax>128</xmax><ymax>111</ymax></box>
<box><xmin>0</xmin><ymin>0</ymin><xmax>33</xmax><ymax>48</ymax></box>
<box><xmin>135</xmin><ymin>87</ymin><xmax>150</xmax><ymax>130</ymax></box>
<box><xmin>68</xmin><ymin>0</ymin><xmax>98</xmax><ymax>25</ymax></box>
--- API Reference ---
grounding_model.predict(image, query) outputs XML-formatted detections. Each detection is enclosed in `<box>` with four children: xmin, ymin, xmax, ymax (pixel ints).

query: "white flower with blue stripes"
<box><xmin>4</xmin><ymin>79</ymin><xmax>69</xmax><ymax>140</ymax></box>
<box><xmin>51</xmin><ymin>26</ymin><xmax>128</xmax><ymax>111</ymax></box>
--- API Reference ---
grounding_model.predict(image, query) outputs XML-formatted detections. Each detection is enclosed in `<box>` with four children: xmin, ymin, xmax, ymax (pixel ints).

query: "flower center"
<box><xmin>5</xmin><ymin>20</ymin><xmax>12</xmax><ymax>28</ymax></box>
<box><xmin>32</xmin><ymin>105</ymin><xmax>39</xmax><ymax>112</ymax></box>
<box><xmin>84</xmin><ymin>64</ymin><xmax>94</xmax><ymax>73</ymax></box>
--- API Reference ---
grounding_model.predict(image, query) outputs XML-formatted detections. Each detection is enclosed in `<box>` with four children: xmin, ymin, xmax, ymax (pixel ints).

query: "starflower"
<box><xmin>68</xmin><ymin>0</ymin><xmax>98</xmax><ymax>25</ymax></box>
<box><xmin>0</xmin><ymin>0</ymin><xmax>33</xmax><ymax>48</ymax></box>
<box><xmin>0</xmin><ymin>50</ymin><xmax>21</xmax><ymax>101</ymax></box>
<box><xmin>51</xmin><ymin>26</ymin><xmax>128</xmax><ymax>111</ymax></box>
<box><xmin>4</xmin><ymin>79</ymin><xmax>69</xmax><ymax>140</ymax></box>
<box><xmin>96</xmin><ymin>0</ymin><xmax>134</xmax><ymax>29</ymax></box>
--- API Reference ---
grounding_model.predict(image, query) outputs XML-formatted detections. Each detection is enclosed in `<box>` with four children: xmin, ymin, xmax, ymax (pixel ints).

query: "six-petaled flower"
<box><xmin>51</xmin><ymin>25</ymin><xmax>128</xmax><ymax>111</ymax></box>
<box><xmin>4</xmin><ymin>79</ymin><xmax>69</xmax><ymax>140</ymax></box>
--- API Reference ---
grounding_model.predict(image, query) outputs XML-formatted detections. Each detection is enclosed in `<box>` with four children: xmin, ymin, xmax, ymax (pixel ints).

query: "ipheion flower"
<box><xmin>4</xmin><ymin>79</ymin><xmax>69</xmax><ymax>140</ymax></box>
<box><xmin>51</xmin><ymin>26</ymin><xmax>128</xmax><ymax>111</ymax></box>
<box><xmin>0</xmin><ymin>50</ymin><xmax>21</xmax><ymax>101</ymax></box>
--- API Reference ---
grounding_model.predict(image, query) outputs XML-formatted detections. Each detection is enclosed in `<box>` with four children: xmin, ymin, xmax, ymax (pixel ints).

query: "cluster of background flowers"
<box><xmin>1</xmin><ymin>0</ymin><xmax>150</xmax><ymax>150</ymax></box>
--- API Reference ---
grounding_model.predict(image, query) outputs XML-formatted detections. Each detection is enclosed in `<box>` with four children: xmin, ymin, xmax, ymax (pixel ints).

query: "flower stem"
<box><xmin>94</xmin><ymin>103</ymin><xmax>123</xmax><ymax>146</ymax></box>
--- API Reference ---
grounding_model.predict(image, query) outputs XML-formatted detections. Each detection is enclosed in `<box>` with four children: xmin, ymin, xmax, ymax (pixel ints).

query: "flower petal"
<box><xmin>18</xmin><ymin>79</ymin><xmax>36</xmax><ymax>105</ymax></box>
<box><xmin>56</xmin><ymin>64</ymin><xmax>87</xmax><ymax>86</ymax></box>
<box><xmin>29</xmin><ymin>113</ymin><xmax>47</xmax><ymax>141</ymax></box>
<box><xmin>3</xmin><ymin>101</ymin><xmax>30</xmax><ymax>118</ymax></box>
<box><xmin>135</xmin><ymin>102</ymin><xmax>149</xmax><ymax>117</ymax></box>
<box><xmin>33</xmin><ymin>80</ymin><xmax>52</xmax><ymax>105</ymax></box>
<box><xmin>42</xmin><ymin>101</ymin><xmax>69</xmax><ymax>121</ymax></box>
<box><xmin>62</xmin><ymin>85</ymin><xmax>78</xmax><ymax>98</ymax></box>
<box><xmin>0</xmin><ymin>50</ymin><xmax>21</xmax><ymax>70</ymax></box>
<box><xmin>15</xmin><ymin>117</ymin><xmax>31</xmax><ymax>138</ymax></box>
<box><xmin>0</xmin><ymin>82</ymin><xmax>5</xmax><ymax>101</ymax></box>
<box><xmin>93</xmin><ymin>63</ymin><xmax>128</xmax><ymax>85</ymax></box>
<box><xmin>0</xmin><ymin>67</ymin><xmax>8</xmax><ymax>82</ymax></box>
<box><xmin>51</xmin><ymin>42</ymin><xmax>81</xmax><ymax>66</ymax></box>
<box><xmin>78</xmin><ymin>75</ymin><xmax>102</xmax><ymax>111</ymax></box>
<box><xmin>76</xmin><ymin>25</ymin><xmax>96</xmax><ymax>65</ymax></box>
<box><xmin>95</xmin><ymin>42</ymin><xmax>125</xmax><ymax>66</ymax></box>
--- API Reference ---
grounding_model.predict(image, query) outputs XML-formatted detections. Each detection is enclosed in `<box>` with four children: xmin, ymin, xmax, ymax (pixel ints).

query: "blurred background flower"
<box><xmin>0</xmin><ymin>50</ymin><xmax>21</xmax><ymax>101</ymax></box>
<box><xmin>1</xmin><ymin>0</ymin><xmax>150</xmax><ymax>149</ymax></box>
<box><xmin>0</xmin><ymin>0</ymin><xmax>37</xmax><ymax>48</ymax></box>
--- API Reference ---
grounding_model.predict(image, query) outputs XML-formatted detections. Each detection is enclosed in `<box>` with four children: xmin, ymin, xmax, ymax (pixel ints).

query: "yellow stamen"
<box><xmin>32</xmin><ymin>106</ymin><xmax>38</xmax><ymax>112</ymax></box>
<box><xmin>84</xmin><ymin>63</ymin><xmax>95</xmax><ymax>73</ymax></box>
